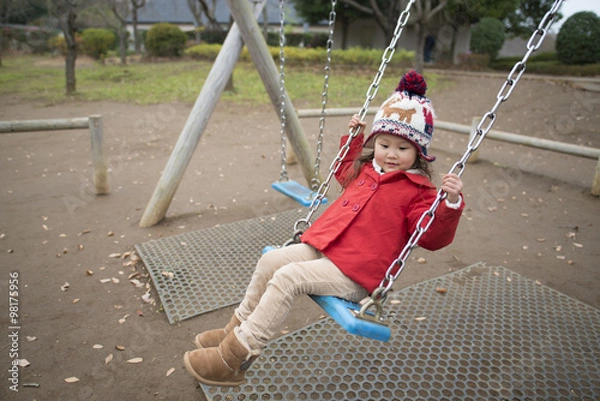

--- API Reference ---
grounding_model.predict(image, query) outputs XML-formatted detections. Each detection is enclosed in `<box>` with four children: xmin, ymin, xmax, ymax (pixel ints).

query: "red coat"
<box><xmin>302</xmin><ymin>134</ymin><xmax>464</xmax><ymax>293</ymax></box>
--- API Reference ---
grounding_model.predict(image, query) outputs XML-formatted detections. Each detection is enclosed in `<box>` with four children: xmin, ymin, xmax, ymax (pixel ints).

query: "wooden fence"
<box><xmin>0</xmin><ymin>115</ymin><xmax>109</xmax><ymax>194</ymax></box>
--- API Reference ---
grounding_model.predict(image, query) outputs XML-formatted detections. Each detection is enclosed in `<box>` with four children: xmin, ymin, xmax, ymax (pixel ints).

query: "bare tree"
<box><xmin>187</xmin><ymin>0</ymin><xmax>222</xmax><ymax>44</ymax></box>
<box><xmin>339</xmin><ymin>0</ymin><xmax>448</xmax><ymax>73</ymax></box>
<box><xmin>187</xmin><ymin>0</ymin><xmax>203</xmax><ymax>43</ymax></box>
<box><xmin>100</xmin><ymin>0</ymin><xmax>129</xmax><ymax>65</ymax></box>
<box><xmin>130</xmin><ymin>0</ymin><xmax>145</xmax><ymax>53</ymax></box>
<box><xmin>48</xmin><ymin>0</ymin><xmax>89</xmax><ymax>94</ymax></box>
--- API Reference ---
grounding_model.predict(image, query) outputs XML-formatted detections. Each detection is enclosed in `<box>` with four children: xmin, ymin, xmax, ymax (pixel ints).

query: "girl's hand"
<box><xmin>348</xmin><ymin>114</ymin><xmax>366</xmax><ymax>135</ymax></box>
<box><xmin>442</xmin><ymin>173</ymin><xmax>463</xmax><ymax>204</ymax></box>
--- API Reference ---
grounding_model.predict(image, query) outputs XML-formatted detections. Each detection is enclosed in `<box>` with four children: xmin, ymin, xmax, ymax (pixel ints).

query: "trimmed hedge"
<box><xmin>81</xmin><ymin>28</ymin><xmax>116</xmax><ymax>60</ymax></box>
<box><xmin>556</xmin><ymin>11</ymin><xmax>600</xmax><ymax>65</ymax></box>
<box><xmin>185</xmin><ymin>44</ymin><xmax>415</xmax><ymax>67</ymax></box>
<box><xmin>145</xmin><ymin>23</ymin><xmax>187</xmax><ymax>57</ymax></box>
<box><xmin>470</xmin><ymin>17</ymin><xmax>505</xmax><ymax>61</ymax></box>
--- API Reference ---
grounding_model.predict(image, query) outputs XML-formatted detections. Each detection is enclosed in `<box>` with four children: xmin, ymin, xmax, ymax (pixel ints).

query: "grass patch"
<box><xmin>0</xmin><ymin>55</ymin><xmax>444</xmax><ymax>108</ymax></box>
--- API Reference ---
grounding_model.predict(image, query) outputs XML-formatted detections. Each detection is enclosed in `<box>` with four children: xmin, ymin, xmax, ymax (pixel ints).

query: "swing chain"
<box><xmin>374</xmin><ymin>0</ymin><xmax>565</xmax><ymax>300</ymax></box>
<box><xmin>278</xmin><ymin>0</ymin><xmax>288</xmax><ymax>182</ymax></box>
<box><xmin>288</xmin><ymin>0</ymin><xmax>416</xmax><ymax>243</ymax></box>
<box><xmin>312</xmin><ymin>0</ymin><xmax>338</xmax><ymax>192</ymax></box>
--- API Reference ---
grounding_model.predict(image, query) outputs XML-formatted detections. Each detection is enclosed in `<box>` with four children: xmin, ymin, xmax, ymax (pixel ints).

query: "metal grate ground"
<box><xmin>201</xmin><ymin>263</ymin><xmax>600</xmax><ymax>401</ymax></box>
<box><xmin>135</xmin><ymin>208</ymin><xmax>316</xmax><ymax>323</ymax></box>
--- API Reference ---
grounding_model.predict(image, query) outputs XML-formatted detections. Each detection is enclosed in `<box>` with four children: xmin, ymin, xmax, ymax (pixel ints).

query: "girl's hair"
<box><xmin>343</xmin><ymin>150</ymin><xmax>433</xmax><ymax>187</ymax></box>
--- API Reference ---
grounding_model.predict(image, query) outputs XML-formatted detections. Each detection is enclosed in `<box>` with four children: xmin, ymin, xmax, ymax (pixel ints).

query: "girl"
<box><xmin>183</xmin><ymin>70</ymin><xmax>464</xmax><ymax>387</ymax></box>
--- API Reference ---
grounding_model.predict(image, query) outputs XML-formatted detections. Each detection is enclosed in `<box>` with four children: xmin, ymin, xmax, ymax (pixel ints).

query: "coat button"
<box><xmin>371</xmin><ymin>183</ymin><xmax>378</xmax><ymax>191</ymax></box>
<box><xmin>357</xmin><ymin>180</ymin><xmax>365</xmax><ymax>186</ymax></box>
<box><xmin>352</xmin><ymin>204</ymin><xmax>360</xmax><ymax>212</ymax></box>
<box><xmin>341</xmin><ymin>199</ymin><xmax>349</xmax><ymax>206</ymax></box>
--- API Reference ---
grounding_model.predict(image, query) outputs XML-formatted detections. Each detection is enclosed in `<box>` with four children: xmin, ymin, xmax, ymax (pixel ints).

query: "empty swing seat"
<box><xmin>262</xmin><ymin>246</ymin><xmax>391</xmax><ymax>342</ymax></box>
<box><xmin>272</xmin><ymin>180</ymin><xmax>327</xmax><ymax>207</ymax></box>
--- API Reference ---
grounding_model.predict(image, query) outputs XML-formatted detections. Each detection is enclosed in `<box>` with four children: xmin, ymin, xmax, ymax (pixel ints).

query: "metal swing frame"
<box><xmin>273</xmin><ymin>0</ymin><xmax>564</xmax><ymax>342</ymax></box>
<box><xmin>271</xmin><ymin>0</ymin><xmax>337</xmax><ymax>207</ymax></box>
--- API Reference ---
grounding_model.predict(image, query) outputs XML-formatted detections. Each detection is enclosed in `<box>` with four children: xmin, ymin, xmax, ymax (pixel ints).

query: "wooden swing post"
<box><xmin>224</xmin><ymin>0</ymin><xmax>317</xmax><ymax>185</ymax></box>
<box><xmin>139</xmin><ymin>1</ymin><xmax>268</xmax><ymax>228</ymax></box>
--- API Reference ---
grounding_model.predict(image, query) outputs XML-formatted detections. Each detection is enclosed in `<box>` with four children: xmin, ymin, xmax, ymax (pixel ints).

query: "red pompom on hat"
<box><xmin>364</xmin><ymin>70</ymin><xmax>436</xmax><ymax>162</ymax></box>
<box><xmin>396</xmin><ymin>69</ymin><xmax>428</xmax><ymax>96</ymax></box>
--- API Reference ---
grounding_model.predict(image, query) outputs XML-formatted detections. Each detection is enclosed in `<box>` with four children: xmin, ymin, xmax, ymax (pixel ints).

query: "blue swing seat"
<box><xmin>272</xmin><ymin>180</ymin><xmax>327</xmax><ymax>207</ymax></box>
<box><xmin>262</xmin><ymin>246</ymin><xmax>391</xmax><ymax>342</ymax></box>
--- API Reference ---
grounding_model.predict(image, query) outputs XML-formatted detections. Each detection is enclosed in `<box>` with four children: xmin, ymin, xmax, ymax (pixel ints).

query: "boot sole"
<box><xmin>183</xmin><ymin>351</ymin><xmax>245</xmax><ymax>387</ymax></box>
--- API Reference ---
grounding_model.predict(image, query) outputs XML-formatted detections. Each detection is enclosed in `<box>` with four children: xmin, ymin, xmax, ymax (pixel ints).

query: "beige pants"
<box><xmin>234</xmin><ymin>243</ymin><xmax>368</xmax><ymax>351</ymax></box>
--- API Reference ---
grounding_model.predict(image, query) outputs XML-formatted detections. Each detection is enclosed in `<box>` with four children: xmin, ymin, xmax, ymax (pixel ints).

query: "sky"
<box><xmin>552</xmin><ymin>0</ymin><xmax>600</xmax><ymax>30</ymax></box>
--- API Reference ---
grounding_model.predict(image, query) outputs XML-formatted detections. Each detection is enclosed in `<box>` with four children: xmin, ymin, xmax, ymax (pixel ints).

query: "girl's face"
<box><xmin>373</xmin><ymin>134</ymin><xmax>418</xmax><ymax>173</ymax></box>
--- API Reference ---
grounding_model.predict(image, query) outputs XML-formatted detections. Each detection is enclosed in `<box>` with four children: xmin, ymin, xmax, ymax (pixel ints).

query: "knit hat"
<box><xmin>364</xmin><ymin>70</ymin><xmax>436</xmax><ymax>162</ymax></box>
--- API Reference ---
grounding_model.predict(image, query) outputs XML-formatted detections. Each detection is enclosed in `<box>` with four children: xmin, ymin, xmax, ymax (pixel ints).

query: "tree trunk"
<box><xmin>118</xmin><ymin>25</ymin><xmax>127</xmax><ymax>65</ymax></box>
<box><xmin>413</xmin><ymin>21</ymin><xmax>424</xmax><ymax>74</ymax></box>
<box><xmin>132</xmin><ymin>7</ymin><xmax>140</xmax><ymax>53</ymax></box>
<box><xmin>62</xmin><ymin>7</ymin><xmax>78</xmax><ymax>94</ymax></box>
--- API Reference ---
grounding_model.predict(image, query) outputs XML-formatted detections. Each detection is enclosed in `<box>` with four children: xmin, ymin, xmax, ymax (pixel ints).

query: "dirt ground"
<box><xmin>0</xmin><ymin>70</ymin><xmax>598</xmax><ymax>400</ymax></box>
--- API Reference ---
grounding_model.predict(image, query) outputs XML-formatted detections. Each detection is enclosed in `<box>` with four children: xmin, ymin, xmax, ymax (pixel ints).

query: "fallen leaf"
<box><xmin>59</xmin><ymin>233</ymin><xmax>67</xmax><ymax>238</ymax></box>
<box><xmin>554</xmin><ymin>245</ymin><xmax>563</xmax><ymax>252</ymax></box>
<box><xmin>93</xmin><ymin>344</ymin><xmax>104</xmax><ymax>349</ymax></box>
<box><xmin>107</xmin><ymin>231</ymin><xmax>114</xmax><ymax>237</ymax></box>
<box><xmin>105</xmin><ymin>354</ymin><xmax>113</xmax><ymax>365</ymax></box>
<box><xmin>78</xmin><ymin>244</ymin><xmax>84</xmax><ymax>250</ymax></box>
<box><xmin>86</xmin><ymin>270</ymin><xmax>94</xmax><ymax>276</ymax></box>
<box><xmin>141</xmin><ymin>292</ymin><xmax>153</xmax><ymax>304</ymax></box>
<box><xmin>109</xmin><ymin>253</ymin><xmax>121</xmax><ymax>258</ymax></box>
<box><xmin>535</xmin><ymin>280</ymin><xmax>542</xmax><ymax>285</ymax></box>
<box><xmin>556</xmin><ymin>255</ymin><xmax>565</xmax><ymax>260</ymax></box>
<box><xmin>536</xmin><ymin>238</ymin><xmax>546</xmax><ymax>242</ymax></box>
<box><xmin>115</xmin><ymin>345</ymin><xmax>125</xmax><ymax>351</ymax></box>
<box><xmin>435</xmin><ymin>287</ymin><xmax>448</xmax><ymax>293</ymax></box>
<box><xmin>42</xmin><ymin>224</ymin><xmax>49</xmax><ymax>231</ymax></box>
<box><xmin>111</xmin><ymin>277</ymin><xmax>120</xmax><ymax>284</ymax></box>
<box><xmin>17</xmin><ymin>359</ymin><xmax>30</xmax><ymax>367</ymax></box>
<box><xmin>416</xmin><ymin>257</ymin><xmax>426</xmax><ymax>264</ymax></box>
<box><xmin>414</xmin><ymin>317</ymin><xmax>427</xmax><ymax>321</ymax></box>
<box><xmin>507</xmin><ymin>277</ymin><xmax>512</xmax><ymax>282</ymax></box>
<box><xmin>99</xmin><ymin>278</ymin><xmax>112</xmax><ymax>284</ymax></box>
<box><xmin>78</xmin><ymin>229</ymin><xmax>91</xmax><ymax>236</ymax></box>
<box><xmin>566</xmin><ymin>232</ymin><xmax>577</xmax><ymax>238</ymax></box>
<box><xmin>61</xmin><ymin>282</ymin><xmax>70</xmax><ymax>292</ymax></box>
<box><xmin>26</xmin><ymin>336</ymin><xmax>37</xmax><ymax>342</ymax></box>
<box><xmin>573</xmin><ymin>242</ymin><xmax>583</xmax><ymax>248</ymax></box>
<box><xmin>161</xmin><ymin>270</ymin><xmax>174</xmax><ymax>278</ymax></box>
<box><xmin>390</xmin><ymin>299</ymin><xmax>401</xmax><ymax>305</ymax></box>
<box><xmin>73</xmin><ymin>298</ymin><xmax>80</xmax><ymax>304</ymax></box>
<box><xmin>137</xmin><ymin>310</ymin><xmax>144</xmax><ymax>317</ymax></box>
<box><xmin>127</xmin><ymin>357</ymin><xmax>143</xmax><ymax>364</ymax></box>
<box><xmin>64</xmin><ymin>377</ymin><xmax>80</xmax><ymax>383</ymax></box>
<box><xmin>130</xmin><ymin>279</ymin><xmax>144</xmax><ymax>288</ymax></box>
<box><xmin>166</xmin><ymin>367</ymin><xmax>175</xmax><ymax>377</ymax></box>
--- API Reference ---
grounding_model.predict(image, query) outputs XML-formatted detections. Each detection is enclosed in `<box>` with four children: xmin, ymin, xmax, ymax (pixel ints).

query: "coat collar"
<box><xmin>365</xmin><ymin>162</ymin><xmax>435</xmax><ymax>189</ymax></box>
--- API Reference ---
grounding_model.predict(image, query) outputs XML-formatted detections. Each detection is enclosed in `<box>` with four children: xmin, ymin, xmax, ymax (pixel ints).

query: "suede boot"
<box><xmin>184</xmin><ymin>330</ymin><xmax>258</xmax><ymax>387</ymax></box>
<box><xmin>195</xmin><ymin>315</ymin><xmax>241</xmax><ymax>349</ymax></box>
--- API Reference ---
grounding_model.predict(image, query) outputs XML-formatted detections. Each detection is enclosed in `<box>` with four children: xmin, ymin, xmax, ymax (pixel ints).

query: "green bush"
<box><xmin>556</xmin><ymin>11</ymin><xmax>600</xmax><ymax>65</ymax></box>
<box><xmin>48</xmin><ymin>34</ymin><xmax>83</xmax><ymax>56</ymax></box>
<box><xmin>185</xmin><ymin>44</ymin><xmax>414</xmax><ymax>68</ymax></box>
<box><xmin>145</xmin><ymin>23</ymin><xmax>188</xmax><ymax>57</ymax></box>
<box><xmin>81</xmin><ymin>28</ymin><xmax>116</xmax><ymax>60</ymax></box>
<box><xmin>470</xmin><ymin>17</ymin><xmax>505</xmax><ymax>61</ymax></box>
